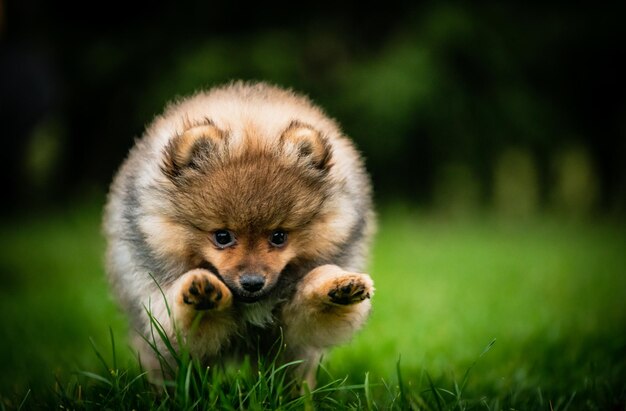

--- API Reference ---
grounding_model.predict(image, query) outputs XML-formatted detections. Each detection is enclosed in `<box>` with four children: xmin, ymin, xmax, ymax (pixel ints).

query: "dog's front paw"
<box><xmin>178</xmin><ymin>269</ymin><xmax>232</xmax><ymax>311</ymax></box>
<box><xmin>327</xmin><ymin>274</ymin><xmax>373</xmax><ymax>305</ymax></box>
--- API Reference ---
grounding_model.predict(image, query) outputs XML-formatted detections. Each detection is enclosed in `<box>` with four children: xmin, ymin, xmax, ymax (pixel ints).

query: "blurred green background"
<box><xmin>1</xmin><ymin>1</ymin><xmax>625</xmax><ymax>407</ymax></box>
<box><xmin>2</xmin><ymin>2</ymin><xmax>625</xmax><ymax>213</ymax></box>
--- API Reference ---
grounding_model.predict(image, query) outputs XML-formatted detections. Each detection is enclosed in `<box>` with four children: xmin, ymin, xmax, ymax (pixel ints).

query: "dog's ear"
<box><xmin>280</xmin><ymin>121</ymin><xmax>332</xmax><ymax>170</ymax></box>
<box><xmin>162</xmin><ymin>123</ymin><xmax>224</xmax><ymax>178</ymax></box>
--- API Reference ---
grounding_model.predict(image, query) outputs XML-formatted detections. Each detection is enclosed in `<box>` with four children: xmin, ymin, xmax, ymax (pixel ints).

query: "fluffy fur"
<box><xmin>103</xmin><ymin>81</ymin><xmax>375</xmax><ymax>386</ymax></box>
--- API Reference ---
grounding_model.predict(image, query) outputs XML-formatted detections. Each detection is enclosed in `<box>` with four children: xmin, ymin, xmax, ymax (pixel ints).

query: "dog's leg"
<box><xmin>170</xmin><ymin>269</ymin><xmax>236</xmax><ymax>353</ymax></box>
<box><xmin>139</xmin><ymin>269</ymin><xmax>235</xmax><ymax>377</ymax></box>
<box><xmin>281</xmin><ymin>264</ymin><xmax>374</xmax><ymax>386</ymax></box>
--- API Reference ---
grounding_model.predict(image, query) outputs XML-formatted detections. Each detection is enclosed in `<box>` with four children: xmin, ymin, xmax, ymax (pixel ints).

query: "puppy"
<box><xmin>103</xmin><ymin>81</ymin><xmax>375</xmax><ymax>386</ymax></box>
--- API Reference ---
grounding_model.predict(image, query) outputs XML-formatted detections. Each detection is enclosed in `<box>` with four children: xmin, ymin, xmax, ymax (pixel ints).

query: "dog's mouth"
<box><xmin>217</xmin><ymin>279</ymin><xmax>273</xmax><ymax>304</ymax></box>
<box><xmin>233</xmin><ymin>291</ymin><xmax>267</xmax><ymax>303</ymax></box>
<box><xmin>230</xmin><ymin>284</ymin><xmax>276</xmax><ymax>303</ymax></box>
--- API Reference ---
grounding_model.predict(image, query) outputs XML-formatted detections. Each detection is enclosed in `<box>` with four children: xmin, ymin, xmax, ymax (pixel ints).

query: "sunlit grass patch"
<box><xmin>327</xmin><ymin>205</ymin><xmax>626</xmax><ymax>407</ymax></box>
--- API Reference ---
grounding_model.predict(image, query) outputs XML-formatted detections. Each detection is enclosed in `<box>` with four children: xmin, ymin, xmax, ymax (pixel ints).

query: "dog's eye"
<box><xmin>213</xmin><ymin>230</ymin><xmax>236</xmax><ymax>248</ymax></box>
<box><xmin>269</xmin><ymin>230</ymin><xmax>287</xmax><ymax>247</ymax></box>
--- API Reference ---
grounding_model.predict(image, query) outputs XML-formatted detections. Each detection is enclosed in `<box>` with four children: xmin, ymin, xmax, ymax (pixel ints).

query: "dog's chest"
<box><xmin>239</xmin><ymin>298</ymin><xmax>280</xmax><ymax>328</ymax></box>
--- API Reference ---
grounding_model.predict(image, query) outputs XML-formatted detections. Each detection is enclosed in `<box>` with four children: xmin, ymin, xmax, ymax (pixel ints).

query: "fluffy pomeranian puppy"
<box><xmin>103</xmin><ymin>81</ymin><xmax>375</xmax><ymax>386</ymax></box>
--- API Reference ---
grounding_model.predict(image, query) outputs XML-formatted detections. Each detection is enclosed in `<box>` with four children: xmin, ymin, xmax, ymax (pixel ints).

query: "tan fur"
<box><xmin>165</xmin><ymin>123</ymin><xmax>225</xmax><ymax>171</ymax></box>
<box><xmin>103</xmin><ymin>81</ymin><xmax>375</xmax><ymax>386</ymax></box>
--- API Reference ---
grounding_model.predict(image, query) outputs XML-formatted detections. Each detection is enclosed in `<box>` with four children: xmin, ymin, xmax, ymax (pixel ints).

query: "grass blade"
<box><xmin>456</xmin><ymin>338</ymin><xmax>497</xmax><ymax>408</ymax></box>
<box><xmin>16</xmin><ymin>389</ymin><xmax>31</xmax><ymax>411</ymax></box>
<box><xmin>78</xmin><ymin>371</ymin><xmax>113</xmax><ymax>386</ymax></box>
<box><xmin>426</xmin><ymin>372</ymin><xmax>443</xmax><ymax>411</ymax></box>
<box><xmin>364</xmin><ymin>372</ymin><xmax>374</xmax><ymax>411</ymax></box>
<box><xmin>109</xmin><ymin>326</ymin><xmax>117</xmax><ymax>371</ymax></box>
<box><xmin>89</xmin><ymin>337</ymin><xmax>111</xmax><ymax>376</ymax></box>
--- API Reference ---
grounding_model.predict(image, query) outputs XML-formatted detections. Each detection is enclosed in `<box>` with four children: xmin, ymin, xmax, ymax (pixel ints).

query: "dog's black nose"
<box><xmin>240</xmin><ymin>274</ymin><xmax>265</xmax><ymax>292</ymax></box>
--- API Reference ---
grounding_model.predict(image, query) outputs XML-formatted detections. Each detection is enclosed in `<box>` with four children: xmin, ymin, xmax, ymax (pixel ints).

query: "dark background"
<box><xmin>1</xmin><ymin>1</ymin><xmax>625</xmax><ymax>216</ymax></box>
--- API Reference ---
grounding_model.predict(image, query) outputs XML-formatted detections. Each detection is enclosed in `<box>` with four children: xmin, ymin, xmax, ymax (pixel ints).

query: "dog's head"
<box><xmin>158</xmin><ymin>120</ymin><xmax>337</xmax><ymax>302</ymax></box>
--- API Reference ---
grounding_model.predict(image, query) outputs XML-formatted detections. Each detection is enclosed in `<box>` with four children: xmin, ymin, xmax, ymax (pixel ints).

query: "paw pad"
<box><xmin>182</xmin><ymin>275</ymin><xmax>223</xmax><ymax>310</ymax></box>
<box><xmin>328</xmin><ymin>277</ymin><xmax>371</xmax><ymax>305</ymax></box>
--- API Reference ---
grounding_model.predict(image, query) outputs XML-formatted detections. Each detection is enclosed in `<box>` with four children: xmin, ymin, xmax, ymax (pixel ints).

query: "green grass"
<box><xmin>0</xmin><ymin>200</ymin><xmax>625</xmax><ymax>409</ymax></box>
